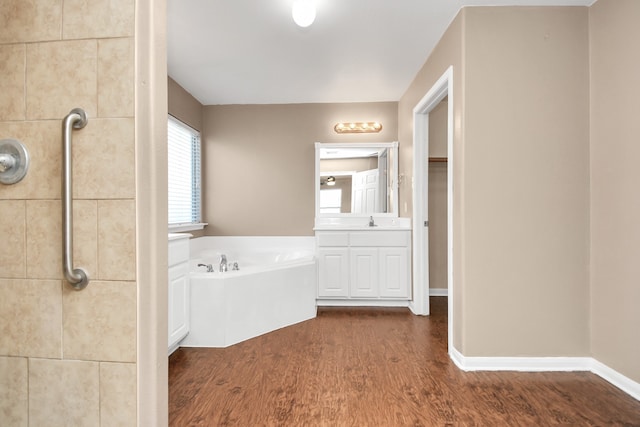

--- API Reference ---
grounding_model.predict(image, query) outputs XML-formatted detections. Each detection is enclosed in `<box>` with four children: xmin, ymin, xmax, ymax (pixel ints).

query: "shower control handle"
<box><xmin>0</xmin><ymin>153</ymin><xmax>15</xmax><ymax>172</ymax></box>
<box><xmin>0</xmin><ymin>138</ymin><xmax>30</xmax><ymax>185</ymax></box>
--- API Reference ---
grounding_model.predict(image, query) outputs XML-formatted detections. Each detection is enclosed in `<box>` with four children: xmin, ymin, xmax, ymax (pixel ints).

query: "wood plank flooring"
<box><xmin>169</xmin><ymin>297</ymin><xmax>640</xmax><ymax>426</ymax></box>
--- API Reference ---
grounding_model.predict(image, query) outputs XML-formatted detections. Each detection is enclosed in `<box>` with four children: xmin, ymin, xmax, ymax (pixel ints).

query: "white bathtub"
<box><xmin>180</xmin><ymin>236</ymin><xmax>317</xmax><ymax>348</ymax></box>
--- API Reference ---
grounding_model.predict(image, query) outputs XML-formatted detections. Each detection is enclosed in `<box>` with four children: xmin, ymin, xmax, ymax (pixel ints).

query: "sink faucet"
<box><xmin>197</xmin><ymin>263</ymin><xmax>214</xmax><ymax>272</ymax></box>
<box><xmin>219</xmin><ymin>254</ymin><xmax>228</xmax><ymax>272</ymax></box>
<box><xmin>369</xmin><ymin>216</ymin><xmax>375</xmax><ymax>227</ymax></box>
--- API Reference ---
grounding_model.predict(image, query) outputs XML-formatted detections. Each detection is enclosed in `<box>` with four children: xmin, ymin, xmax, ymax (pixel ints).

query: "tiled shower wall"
<box><xmin>0</xmin><ymin>1</ymin><xmax>138</xmax><ymax>425</ymax></box>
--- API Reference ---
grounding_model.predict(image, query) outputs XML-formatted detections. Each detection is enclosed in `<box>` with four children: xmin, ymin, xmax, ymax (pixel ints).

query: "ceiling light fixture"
<box><xmin>334</xmin><ymin>122</ymin><xmax>383</xmax><ymax>134</ymax></box>
<box><xmin>292</xmin><ymin>0</ymin><xmax>316</xmax><ymax>28</ymax></box>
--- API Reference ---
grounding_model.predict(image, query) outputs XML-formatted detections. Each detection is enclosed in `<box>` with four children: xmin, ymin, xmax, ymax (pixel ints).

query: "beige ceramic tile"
<box><xmin>0</xmin><ymin>279</ymin><xmax>62</xmax><ymax>358</ymax></box>
<box><xmin>63</xmin><ymin>280</ymin><xmax>136</xmax><ymax>362</ymax></box>
<box><xmin>63</xmin><ymin>0</ymin><xmax>134</xmax><ymax>39</ymax></box>
<box><xmin>0</xmin><ymin>200</ymin><xmax>26</xmax><ymax>278</ymax></box>
<box><xmin>26</xmin><ymin>200</ymin><xmax>61</xmax><ymax>279</ymax></box>
<box><xmin>0</xmin><ymin>0</ymin><xmax>62</xmax><ymax>44</ymax></box>
<box><xmin>0</xmin><ymin>356</ymin><xmax>28</xmax><ymax>426</ymax></box>
<box><xmin>73</xmin><ymin>200</ymin><xmax>98</xmax><ymax>280</ymax></box>
<box><xmin>100</xmin><ymin>362</ymin><xmax>137</xmax><ymax>426</ymax></box>
<box><xmin>74</xmin><ymin>118</ymin><xmax>135</xmax><ymax>199</ymax></box>
<box><xmin>98</xmin><ymin>38</ymin><xmax>134</xmax><ymax>118</ymax></box>
<box><xmin>26</xmin><ymin>39</ymin><xmax>97</xmax><ymax>120</ymax></box>
<box><xmin>0</xmin><ymin>120</ymin><xmax>61</xmax><ymax>199</ymax></box>
<box><xmin>97</xmin><ymin>200</ymin><xmax>136</xmax><ymax>280</ymax></box>
<box><xmin>29</xmin><ymin>358</ymin><xmax>99</xmax><ymax>426</ymax></box>
<box><xmin>0</xmin><ymin>44</ymin><xmax>26</xmax><ymax>120</ymax></box>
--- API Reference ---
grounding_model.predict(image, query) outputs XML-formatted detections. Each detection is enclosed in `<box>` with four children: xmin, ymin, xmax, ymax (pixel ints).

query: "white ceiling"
<box><xmin>167</xmin><ymin>0</ymin><xmax>593</xmax><ymax>106</ymax></box>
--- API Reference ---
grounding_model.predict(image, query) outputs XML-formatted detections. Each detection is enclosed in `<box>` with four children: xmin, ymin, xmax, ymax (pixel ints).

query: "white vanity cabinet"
<box><xmin>317</xmin><ymin>246</ymin><xmax>350</xmax><ymax>297</ymax></box>
<box><xmin>168</xmin><ymin>233</ymin><xmax>191</xmax><ymax>354</ymax></box>
<box><xmin>316</xmin><ymin>229</ymin><xmax>411</xmax><ymax>305</ymax></box>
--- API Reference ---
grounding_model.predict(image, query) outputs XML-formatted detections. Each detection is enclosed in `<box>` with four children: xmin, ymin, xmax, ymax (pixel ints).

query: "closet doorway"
<box><xmin>411</xmin><ymin>67</ymin><xmax>454</xmax><ymax>354</ymax></box>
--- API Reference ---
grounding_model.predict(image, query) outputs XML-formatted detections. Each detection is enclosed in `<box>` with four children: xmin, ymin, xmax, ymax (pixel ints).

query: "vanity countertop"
<box><xmin>314</xmin><ymin>217</ymin><xmax>411</xmax><ymax>231</ymax></box>
<box><xmin>314</xmin><ymin>225</ymin><xmax>412</xmax><ymax>231</ymax></box>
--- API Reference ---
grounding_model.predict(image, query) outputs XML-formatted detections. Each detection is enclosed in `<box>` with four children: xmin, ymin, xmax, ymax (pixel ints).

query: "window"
<box><xmin>168</xmin><ymin>115</ymin><xmax>204</xmax><ymax>231</ymax></box>
<box><xmin>320</xmin><ymin>189</ymin><xmax>342</xmax><ymax>214</ymax></box>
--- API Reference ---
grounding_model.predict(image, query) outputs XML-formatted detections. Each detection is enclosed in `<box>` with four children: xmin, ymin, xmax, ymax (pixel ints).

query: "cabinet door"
<box><xmin>350</xmin><ymin>248</ymin><xmax>378</xmax><ymax>298</ymax></box>
<box><xmin>318</xmin><ymin>248</ymin><xmax>349</xmax><ymax>297</ymax></box>
<box><xmin>168</xmin><ymin>263</ymin><xmax>189</xmax><ymax>348</ymax></box>
<box><xmin>379</xmin><ymin>247</ymin><xmax>409</xmax><ymax>298</ymax></box>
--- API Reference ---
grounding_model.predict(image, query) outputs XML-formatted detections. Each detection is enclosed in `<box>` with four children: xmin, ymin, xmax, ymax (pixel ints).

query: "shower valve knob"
<box><xmin>0</xmin><ymin>153</ymin><xmax>16</xmax><ymax>173</ymax></box>
<box><xmin>0</xmin><ymin>138</ymin><xmax>29</xmax><ymax>185</ymax></box>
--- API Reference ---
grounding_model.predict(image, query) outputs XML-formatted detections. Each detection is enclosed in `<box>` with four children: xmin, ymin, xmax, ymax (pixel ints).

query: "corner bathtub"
<box><xmin>180</xmin><ymin>236</ymin><xmax>317</xmax><ymax>348</ymax></box>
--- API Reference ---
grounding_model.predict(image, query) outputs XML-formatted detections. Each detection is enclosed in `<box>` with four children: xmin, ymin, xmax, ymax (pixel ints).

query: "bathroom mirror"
<box><xmin>315</xmin><ymin>141</ymin><xmax>399</xmax><ymax>217</ymax></box>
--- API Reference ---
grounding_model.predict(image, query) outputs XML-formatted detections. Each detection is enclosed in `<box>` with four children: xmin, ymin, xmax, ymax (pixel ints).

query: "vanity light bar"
<box><xmin>334</xmin><ymin>122</ymin><xmax>383</xmax><ymax>134</ymax></box>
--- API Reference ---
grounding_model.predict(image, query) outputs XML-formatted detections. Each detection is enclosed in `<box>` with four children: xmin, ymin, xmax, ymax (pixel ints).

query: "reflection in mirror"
<box><xmin>315</xmin><ymin>142</ymin><xmax>398</xmax><ymax>217</ymax></box>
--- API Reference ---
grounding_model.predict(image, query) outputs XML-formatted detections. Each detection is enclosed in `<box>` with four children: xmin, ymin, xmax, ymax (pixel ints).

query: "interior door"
<box><xmin>351</xmin><ymin>169</ymin><xmax>379</xmax><ymax>213</ymax></box>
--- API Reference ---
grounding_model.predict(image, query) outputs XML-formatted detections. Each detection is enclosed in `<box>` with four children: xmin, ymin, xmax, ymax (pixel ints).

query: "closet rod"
<box><xmin>428</xmin><ymin>157</ymin><xmax>448</xmax><ymax>163</ymax></box>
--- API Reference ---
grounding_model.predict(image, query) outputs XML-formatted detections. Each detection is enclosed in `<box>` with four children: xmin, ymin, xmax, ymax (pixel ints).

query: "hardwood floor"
<box><xmin>169</xmin><ymin>297</ymin><xmax>640</xmax><ymax>426</ymax></box>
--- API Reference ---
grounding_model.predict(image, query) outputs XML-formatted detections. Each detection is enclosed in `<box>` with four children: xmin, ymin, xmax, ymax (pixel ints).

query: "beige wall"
<box><xmin>398</xmin><ymin>11</ymin><xmax>464</xmax><ymax>348</ymax></box>
<box><xmin>202</xmin><ymin>102</ymin><xmax>398</xmax><ymax>236</ymax></box>
<box><xmin>428</xmin><ymin>99</ymin><xmax>448</xmax><ymax>290</ymax></box>
<box><xmin>320</xmin><ymin>157</ymin><xmax>378</xmax><ymax>173</ymax></box>
<box><xmin>0</xmin><ymin>0</ymin><xmax>139</xmax><ymax>425</ymax></box>
<box><xmin>463</xmin><ymin>7</ymin><xmax>590</xmax><ymax>356</ymax></box>
<box><xmin>168</xmin><ymin>76</ymin><xmax>203</xmax><ymax>132</ymax></box>
<box><xmin>589</xmin><ymin>0</ymin><xmax>640</xmax><ymax>383</ymax></box>
<box><xmin>337</xmin><ymin>176</ymin><xmax>353</xmax><ymax>213</ymax></box>
<box><xmin>400</xmin><ymin>7</ymin><xmax>592</xmax><ymax>356</ymax></box>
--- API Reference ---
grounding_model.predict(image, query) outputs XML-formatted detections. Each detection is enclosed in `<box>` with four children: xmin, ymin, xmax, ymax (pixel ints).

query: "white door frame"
<box><xmin>411</xmin><ymin>66</ymin><xmax>454</xmax><ymax>351</ymax></box>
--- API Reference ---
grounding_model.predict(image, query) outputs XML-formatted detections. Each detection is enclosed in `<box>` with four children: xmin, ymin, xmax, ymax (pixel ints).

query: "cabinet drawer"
<box><xmin>349</xmin><ymin>231</ymin><xmax>409</xmax><ymax>247</ymax></box>
<box><xmin>168</xmin><ymin>238</ymin><xmax>190</xmax><ymax>266</ymax></box>
<box><xmin>317</xmin><ymin>232</ymin><xmax>349</xmax><ymax>247</ymax></box>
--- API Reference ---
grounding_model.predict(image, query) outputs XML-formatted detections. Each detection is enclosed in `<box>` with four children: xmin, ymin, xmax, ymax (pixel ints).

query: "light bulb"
<box><xmin>292</xmin><ymin>0</ymin><xmax>316</xmax><ymax>28</ymax></box>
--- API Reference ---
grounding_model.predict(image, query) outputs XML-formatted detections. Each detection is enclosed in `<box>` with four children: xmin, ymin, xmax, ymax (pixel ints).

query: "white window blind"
<box><xmin>168</xmin><ymin>115</ymin><xmax>201</xmax><ymax>227</ymax></box>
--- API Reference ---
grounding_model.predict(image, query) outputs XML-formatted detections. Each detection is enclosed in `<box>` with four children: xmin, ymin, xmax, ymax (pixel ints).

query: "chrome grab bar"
<box><xmin>62</xmin><ymin>108</ymin><xmax>89</xmax><ymax>290</ymax></box>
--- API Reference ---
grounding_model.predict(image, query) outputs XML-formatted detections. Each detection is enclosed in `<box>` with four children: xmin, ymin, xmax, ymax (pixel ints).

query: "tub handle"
<box><xmin>62</xmin><ymin>108</ymin><xmax>89</xmax><ymax>290</ymax></box>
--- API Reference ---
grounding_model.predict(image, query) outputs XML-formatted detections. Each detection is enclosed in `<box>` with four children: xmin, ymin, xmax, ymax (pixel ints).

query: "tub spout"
<box><xmin>219</xmin><ymin>254</ymin><xmax>228</xmax><ymax>272</ymax></box>
<box><xmin>197</xmin><ymin>263</ymin><xmax>214</xmax><ymax>272</ymax></box>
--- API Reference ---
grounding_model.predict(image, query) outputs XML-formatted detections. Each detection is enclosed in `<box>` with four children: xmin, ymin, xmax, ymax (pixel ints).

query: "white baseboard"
<box><xmin>591</xmin><ymin>358</ymin><xmax>640</xmax><ymax>401</ymax></box>
<box><xmin>449</xmin><ymin>347</ymin><xmax>640</xmax><ymax>401</ymax></box>
<box><xmin>429</xmin><ymin>288</ymin><xmax>448</xmax><ymax>297</ymax></box>
<box><xmin>316</xmin><ymin>299</ymin><xmax>409</xmax><ymax>308</ymax></box>
<box><xmin>449</xmin><ymin>347</ymin><xmax>592</xmax><ymax>371</ymax></box>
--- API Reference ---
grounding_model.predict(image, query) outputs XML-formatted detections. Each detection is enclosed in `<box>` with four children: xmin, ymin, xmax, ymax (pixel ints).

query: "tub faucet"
<box><xmin>219</xmin><ymin>254</ymin><xmax>228</xmax><ymax>272</ymax></box>
<box><xmin>197</xmin><ymin>263</ymin><xmax>214</xmax><ymax>272</ymax></box>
